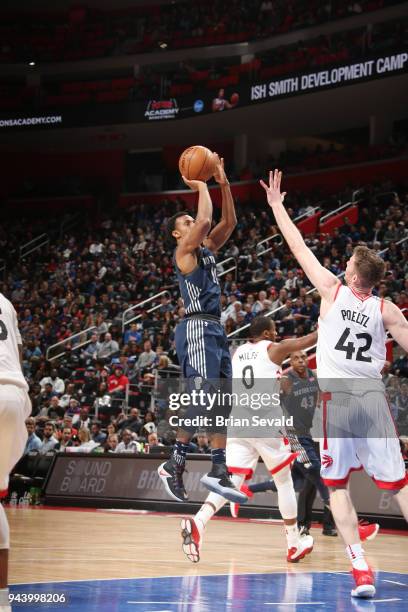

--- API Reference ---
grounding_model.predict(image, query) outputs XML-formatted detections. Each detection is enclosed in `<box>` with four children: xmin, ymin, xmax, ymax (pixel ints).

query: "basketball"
<box><xmin>178</xmin><ymin>145</ymin><xmax>216</xmax><ymax>181</ymax></box>
<box><xmin>230</xmin><ymin>92</ymin><xmax>239</xmax><ymax>105</ymax></box>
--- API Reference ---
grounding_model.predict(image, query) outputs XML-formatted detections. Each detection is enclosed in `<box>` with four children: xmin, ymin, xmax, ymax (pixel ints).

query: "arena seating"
<box><xmin>0</xmin><ymin>0</ymin><xmax>394</xmax><ymax>64</ymax></box>
<box><xmin>2</xmin><ymin>15</ymin><xmax>407</xmax><ymax>113</ymax></box>
<box><xmin>1</xmin><ymin>174</ymin><xmax>406</xmax><ymax>458</ymax></box>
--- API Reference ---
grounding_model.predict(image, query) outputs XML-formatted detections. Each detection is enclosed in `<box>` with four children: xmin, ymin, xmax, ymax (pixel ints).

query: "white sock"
<box><xmin>195</xmin><ymin>494</ymin><xmax>226</xmax><ymax>529</ymax></box>
<box><xmin>285</xmin><ymin>523</ymin><xmax>299</xmax><ymax>548</ymax></box>
<box><xmin>346</xmin><ymin>544</ymin><xmax>369</xmax><ymax>570</ymax></box>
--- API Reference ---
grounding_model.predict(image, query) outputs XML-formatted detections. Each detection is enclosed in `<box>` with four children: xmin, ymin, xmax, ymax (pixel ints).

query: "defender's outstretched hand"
<box><xmin>213</xmin><ymin>154</ymin><xmax>229</xmax><ymax>186</ymax></box>
<box><xmin>182</xmin><ymin>176</ymin><xmax>208</xmax><ymax>191</ymax></box>
<box><xmin>260</xmin><ymin>169</ymin><xmax>286</xmax><ymax>208</ymax></box>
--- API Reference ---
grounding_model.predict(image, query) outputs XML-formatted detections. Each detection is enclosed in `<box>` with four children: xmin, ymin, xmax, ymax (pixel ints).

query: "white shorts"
<box><xmin>226</xmin><ymin>437</ymin><xmax>297</xmax><ymax>480</ymax></box>
<box><xmin>0</xmin><ymin>385</ymin><xmax>31</xmax><ymax>495</ymax></box>
<box><xmin>320</xmin><ymin>391</ymin><xmax>407</xmax><ymax>490</ymax></box>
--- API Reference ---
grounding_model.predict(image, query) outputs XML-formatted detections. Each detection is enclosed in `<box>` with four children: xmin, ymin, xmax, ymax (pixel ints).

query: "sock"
<box><xmin>195</xmin><ymin>499</ymin><xmax>221</xmax><ymax>529</ymax></box>
<box><xmin>346</xmin><ymin>544</ymin><xmax>369</xmax><ymax>570</ymax></box>
<box><xmin>211</xmin><ymin>448</ymin><xmax>226</xmax><ymax>465</ymax></box>
<box><xmin>195</xmin><ymin>474</ymin><xmax>245</xmax><ymax>529</ymax></box>
<box><xmin>171</xmin><ymin>441</ymin><xmax>189</xmax><ymax>467</ymax></box>
<box><xmin>285</xmin><ymin>523</ymin><xmax>299</xmax><ymax>548</ymax></box>
<box><xmin>249</xmin><ymin>480</ymin><xmax>277</xmax><ymax>493</ymax></box>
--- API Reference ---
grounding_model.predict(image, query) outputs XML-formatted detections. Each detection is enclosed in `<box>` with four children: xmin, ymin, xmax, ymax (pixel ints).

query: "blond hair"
<box><xmin>353</xmin><ymin>246</ymin><xmax>385</xmax><ymax>288</ymax></box>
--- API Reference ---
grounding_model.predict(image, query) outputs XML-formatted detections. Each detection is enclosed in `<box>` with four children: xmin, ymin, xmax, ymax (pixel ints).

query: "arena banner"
<box><xmin>0</xmin><ymin>50</ymin><xmax>407</xmax><ymax>130</ymax></box>
<box><xmin>44</xmin><ymin>453</ymin><xmax>405</xmax><ymax>523</ymax></box>
<box><xmin>249</xmin><ymin>51</ymin><xmax>408</xmax><ymax>103</ymax></box>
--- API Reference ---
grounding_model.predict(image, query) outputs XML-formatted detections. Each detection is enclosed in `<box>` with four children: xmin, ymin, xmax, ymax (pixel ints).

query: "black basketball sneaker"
<box><xmin>200</xmin><ymin>463</ymin><xmax>248</xmax><ymax>503</ymax></box>
<box><xmin>158</xmin><ymin>460</ymin><xmax>188</xmax><ymax>502</ymax></box>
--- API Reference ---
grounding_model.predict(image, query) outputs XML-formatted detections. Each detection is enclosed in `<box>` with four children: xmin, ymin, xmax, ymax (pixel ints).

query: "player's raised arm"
<box><xmin>382</xmin><ymin>300</ymin><xmax>408</xmax><ymax>352</ymax></box>
<box><xmin>260</xmin><ymin>170</ymin><xmax>339</xmax><ymax>301</ymax></box>
<box><xmin>204</xmin><ymin>155</ymin><xmax>237</xmax><ymax>253</ymax></box>
<box><xmin>177</xmin><ymin>177</ymin><xmax>213</xmax><ymax>255</ymax></box>
<box><xmin>268</xmin><ymin>330</ymin><xmax>317</xmax><ymax>365</ymax></box>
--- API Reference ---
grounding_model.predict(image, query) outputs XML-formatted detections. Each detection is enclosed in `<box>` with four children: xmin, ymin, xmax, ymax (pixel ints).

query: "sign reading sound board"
<box><xmin>45</xmin><ymin>453</ymin><xmax>404</xmax><ymax>521</ymax></box>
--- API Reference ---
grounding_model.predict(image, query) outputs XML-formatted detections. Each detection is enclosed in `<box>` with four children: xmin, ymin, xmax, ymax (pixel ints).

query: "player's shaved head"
<box><xmin>249</xmin><ymin>315</ymin><xmax>275</xmax><ymax>340</ymax></box>
<box><xmin>290</xmin><ymin>351</ymin><xmax>308</xmax><ymax>376</ymax></box>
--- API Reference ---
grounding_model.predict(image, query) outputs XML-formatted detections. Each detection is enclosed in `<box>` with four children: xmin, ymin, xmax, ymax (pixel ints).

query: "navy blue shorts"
<box><xmin>174</xmin><ymin>317</ymin><xmax>232</xmax><ymax>433</ymax></box>
<box><xmin>175</xmin><ymin>317</ymin><xmax>232</xmax><ymax>380</ymax></box>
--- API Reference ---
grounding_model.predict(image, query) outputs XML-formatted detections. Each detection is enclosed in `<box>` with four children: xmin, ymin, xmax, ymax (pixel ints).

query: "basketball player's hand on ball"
<box><xmin>213</xmin><ymin>154</ymin><xmax>229</xmax><ymax>186</ymax></box>
<box><xmin>182</xmin><ymin>176</ymin><xmax>207</xmax><ymax>191</ymax></box>
<box><xmin>260</xmin><ymin>169</ymin><xmax>287</xmax><ymax>208</ymax></box>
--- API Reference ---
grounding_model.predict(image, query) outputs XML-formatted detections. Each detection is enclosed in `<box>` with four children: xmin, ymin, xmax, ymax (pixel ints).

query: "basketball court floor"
<box><xmin>6</xmin><ymin>506</ymin><xmax>408</xmax><ymax>611</ymax></box>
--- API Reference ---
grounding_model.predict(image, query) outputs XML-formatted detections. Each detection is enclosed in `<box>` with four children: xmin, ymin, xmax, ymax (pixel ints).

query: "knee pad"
<box><xmin>0</xmin><ymin>503</ymin><xmax>10</xmax><ymax>549</ymax></box>
<box><xmin>273</xmin><ymin>464</ymin><xmax>292</xmax><ymax>488</ymax></box>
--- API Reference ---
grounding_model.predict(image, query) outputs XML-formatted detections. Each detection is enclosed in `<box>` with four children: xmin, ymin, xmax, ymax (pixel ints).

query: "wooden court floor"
<box><xmin>6</xmin><ymin>506</ymin><xmax>408</xmax><ymax>584</ymax></box>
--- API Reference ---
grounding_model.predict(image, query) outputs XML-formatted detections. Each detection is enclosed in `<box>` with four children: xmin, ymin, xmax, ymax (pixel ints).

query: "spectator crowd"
<box><xmin>1</xmin><ymin>175</ymin><xmax>407</xmax><ymax>457</ymax></box>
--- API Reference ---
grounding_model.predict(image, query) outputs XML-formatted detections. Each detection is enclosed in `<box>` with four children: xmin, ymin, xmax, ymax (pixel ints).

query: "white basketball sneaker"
<box><xmin>287</xmin><ymin>533</ymin><xmax>314</xmax><ymax>563</ymax></box>
<box><xmin>180</xmin><ymin>517</ymin><xmax>204</xmax><ymax>563</ymax></box>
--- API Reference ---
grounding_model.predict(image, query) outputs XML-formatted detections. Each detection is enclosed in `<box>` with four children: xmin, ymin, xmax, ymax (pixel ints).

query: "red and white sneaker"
<box><xmin>230</xmin><ymin>484</ymin><xmax>253</xmax><ymax>518</ymax></box>
<box><xmin>287</xmin><ymin>534</ymin><xmax>314</xmax><ymax>563</ymax></box>
<box><xmin>358</xmin><ymin>520</ymin><xmax>379</xmax><ymax>542</ymax></box>
<box><xmin>351</xmin><ymin>567</ymin><xmax>376</xmax><ymax>598</ymax></box>
<box><xmin>181</xmin><ymin>518</ymin><xmax>203</xmax><ymax>563</ymax></box>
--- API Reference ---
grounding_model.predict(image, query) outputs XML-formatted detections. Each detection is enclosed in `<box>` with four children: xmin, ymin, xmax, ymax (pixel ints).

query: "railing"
<box><xmin>255</xmin><ymin>207</ymin><xmax>320</xmax><ymax>258</ymax></box>
<box><xmin>19</xmin><ymin>233</ymin><xmax>49</xmax><ymax>260</ymax></box>
<box><xmin>319</xmin><ymin>201</ymin><xmax>354</xmax><ymax>224</ymax></box>
<box><xmin>121</xmin><ymin>289</ymin><xmax>172</xmax><ymax>331</ymax></box>
<box><xmin>46</xmin><ymin>326</ymin><xmax>97</xmax><ymax>362</ymax></box>
<box><xmin>378</xmin><ymin>234</ymin><xmax>408</xmax><ymax>255</ymax></box>
<box><xmin>94</xmin><ymin>392</ymin><xmax>127</xmax><ymax>420</ymax></box>
<box><xmin>293</xmin><ymin>207</ymin><xmax>321</xmax><ymax>223</ymax></box>
<box><xmin>218</xmin><ymin>256</ymin><xmax>238</xmax><ymax>280</ymax></box>
<box><xmin>59</xmin><ymin>211</ymin><xmax>83</xmax><ymax>239</ymax></box>
<box><xmin>255</xmin><ymin>232</ymin><xmax>283</xmax><ymax>257</ymax></box>
<box><xmin>227</xmin><ymin>280</ymin><xmax>321</xmax><ymax>340</ymax></box>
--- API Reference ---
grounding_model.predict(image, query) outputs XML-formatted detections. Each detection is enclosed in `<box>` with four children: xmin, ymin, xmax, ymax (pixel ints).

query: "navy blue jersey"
<box><xmin>174</xmin><ymin>246</ymin><xmax>221</xmax><ymax>317</ymax></box>
<box><xmin>281</xmin><ymin>368</ymin><xmax>319</xmax><ymax>436</ymax></box>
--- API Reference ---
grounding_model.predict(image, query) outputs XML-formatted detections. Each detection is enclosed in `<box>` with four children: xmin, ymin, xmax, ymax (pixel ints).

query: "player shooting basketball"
<box><xmin>158</xmin><ymin>154</ymin><xmax>247</xmax><ymax>506</ymax></box>
<box><xmin>260</xmin><ymin>169</ymin><xmax>408</xmax><ymax>599</ymax></box>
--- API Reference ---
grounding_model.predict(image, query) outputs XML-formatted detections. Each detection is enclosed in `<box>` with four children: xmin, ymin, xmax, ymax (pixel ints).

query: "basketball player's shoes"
<box><xmin>158</xmin><ymin>460</ymin><xmax>188</xmax><ymax>502</ymax></box>
<box><xmin>358</xmin><ymin>520</ymin><xmax>379</xmax><ymax>542</ymax></box>
<box><xmin>351</xmin><ymin>567</ymin><xmax>376</xmax><ymax>598</ymax></box>
<box><xmin>230</xmin><ymin>484</ymin><xmax>252</xmax><ymax>518</ymax></box>
<box><xmin>287</xmin><ymin>534</ymin><xmax>314</xmax><ymax>563</ymax></box>
<box><xmin>200</xmin><ymin>463</ymin><xmax>248</xmax><ymax>504</ymax></box>
<box><xmin>181</xmin><ymin>517</ymin><xmax>203</xmax><ymax>563</ymax></box>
